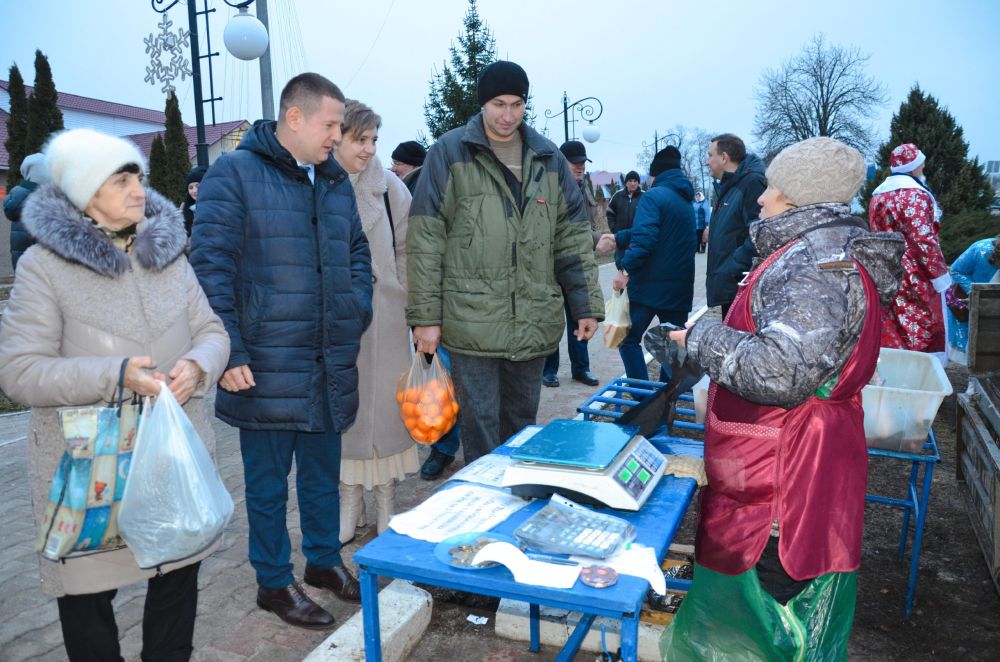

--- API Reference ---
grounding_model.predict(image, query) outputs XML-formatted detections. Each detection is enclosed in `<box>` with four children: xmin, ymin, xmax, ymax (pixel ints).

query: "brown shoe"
<box><xmin>256</xmin><ymin>582</ymin><xmax>335</xmax><ymax>630</ymax></box>
<box><xmin>304</xmin><ymin>564</ymin><xmax>362</xmax><ymax>603</ymax></box>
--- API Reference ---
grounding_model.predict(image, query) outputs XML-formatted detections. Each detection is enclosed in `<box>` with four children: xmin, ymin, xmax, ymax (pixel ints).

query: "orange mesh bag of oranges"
<box><xmin>395</xmin><ymin>352</ymin><xmax>460</xmax><ymax>445</ymax></box>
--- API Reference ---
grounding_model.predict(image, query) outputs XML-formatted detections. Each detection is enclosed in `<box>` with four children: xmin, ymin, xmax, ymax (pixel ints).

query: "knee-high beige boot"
<box><xmin>373</xmin><ymin>481</ymin><xmax>395</xmax><ymax>534</ymax></box>
<box><xmin>339</xmin><ymin>482</ymin><xmax>364</xmax><ymax>544</ymax></box>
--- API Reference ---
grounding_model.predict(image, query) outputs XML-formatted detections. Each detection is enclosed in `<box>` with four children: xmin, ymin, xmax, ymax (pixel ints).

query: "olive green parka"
<box><xmin>406</xmin><ymin>113</ymin><xmax>603</xmax><ymax>360</ymax></box>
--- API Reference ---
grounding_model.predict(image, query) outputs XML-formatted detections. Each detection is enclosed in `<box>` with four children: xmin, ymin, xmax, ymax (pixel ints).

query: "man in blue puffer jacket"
<box><xmin>190</xmin><ymin>73</ymin><xmax>373</xmax><ymax>630</ymax></box>
<box><xmin>612</xmin><ymin>146</ymin><xmax>696</xmax><ymax>382</ymax></box>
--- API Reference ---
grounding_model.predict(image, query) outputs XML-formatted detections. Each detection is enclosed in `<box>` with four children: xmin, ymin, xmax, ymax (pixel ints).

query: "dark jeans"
<box><xmin>618</xmin><ymin>301</ymin><xmax>688</xmax><ymax>383</ymax></box>
<box><xmin>450</xmin><ymin>353</ymin><xmax>545</xmax><ymax>464</ymax></box>
<box><xmin>57</xmin><ymin>562</ymin><xmax>200</xmax><ymax>662</ymax></box>
<box><xmin>543</xmin><ymin>294</ymin><xmax>589</xmax><ymax>378</ymax></box>
<box><xmin>433</xmin><ymin>346</ymin><xmax>461</xmax><ymax>457</ymax></box>
<box><xmin>239</xmin><ymin>402</ymin><xmax>343</xmax><ymax>589</ymax></box>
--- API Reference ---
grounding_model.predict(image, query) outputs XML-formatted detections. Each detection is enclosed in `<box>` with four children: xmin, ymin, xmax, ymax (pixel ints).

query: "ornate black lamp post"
<box><xmin>544</xmin><ymin>92</ymin><xmax>604</xmax><ymax>144</ymax></box>
<box><xmin>149</xmin><ymin>0</ymin><xmax>269</xmax><ymax>167</ymax></box>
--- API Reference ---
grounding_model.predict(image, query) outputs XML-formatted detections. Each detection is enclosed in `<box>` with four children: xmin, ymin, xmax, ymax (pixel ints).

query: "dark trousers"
<box><xmin>57</xmin><ymin>562</ymin><xmax>200</xmax><ymax>662</ymax></box>
<box><xmin>696</xmin><ymin>228</ymin><xmax>707</xmax><ymax>252</ymax></box>
<box><xmin>239</xmin><ymin>402</ymin><xmax>343</xmax><ymax>589</ymax></box>
<box><xmin>619</xmin><ymin>302</ymin><xmax>688</xmax><ymax>383</ymax></box>
<box><xmin>543</xmin><ymin>294</ymin><xmax>590</xmax><ymax>378</ymax></box>
<box><xmin>450</xmin><ymin>353</ymin><xmax>545</xmax><ymax>464</ymax></box>
<box><xmin>720</xmin><ymin>302</ymin><xmax>732</xmax><ymax>321</ymax></box>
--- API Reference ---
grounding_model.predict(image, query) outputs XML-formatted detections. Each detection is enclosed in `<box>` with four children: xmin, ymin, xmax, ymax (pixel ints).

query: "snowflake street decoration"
<box><xmin>145</xmin><ymin>14</ymin><xmax>192</xmax><ymax>96</ymax></box>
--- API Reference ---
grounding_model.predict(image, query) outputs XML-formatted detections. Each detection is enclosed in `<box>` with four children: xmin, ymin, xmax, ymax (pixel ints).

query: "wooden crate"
<box><xmin>967</xmin><ymin>284</ymin><xmax>1000</xmax><ymax>375</ymax></box>
<box><xmin>956</xmin><ymin>386</ymin><xmax>1000</xmax><ymax>595</ymax></box>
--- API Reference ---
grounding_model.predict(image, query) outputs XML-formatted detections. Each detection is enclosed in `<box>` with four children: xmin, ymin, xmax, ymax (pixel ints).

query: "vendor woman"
<box><xmin>660</xmin><ymin>138</ymin><xmax>904</xmax><ymax>660</ymax></box>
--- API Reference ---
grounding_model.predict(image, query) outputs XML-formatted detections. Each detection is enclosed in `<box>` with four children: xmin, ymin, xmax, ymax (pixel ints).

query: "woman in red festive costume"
<box><xmin>660</xmin><ymin>138</ymin><xmax>904</xmax><ymax>660</ymax></box>
<box><xmin>869</xmin><ymin>143</ymin><xmax>951</xmax><ymax>363</ymax></box>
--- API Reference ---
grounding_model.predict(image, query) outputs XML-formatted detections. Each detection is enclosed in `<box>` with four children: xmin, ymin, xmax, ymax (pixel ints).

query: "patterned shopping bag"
<box><xmin>37</xmin><ymin>360</ymin><xmax>142</xmax><ymax>561</ymax></box>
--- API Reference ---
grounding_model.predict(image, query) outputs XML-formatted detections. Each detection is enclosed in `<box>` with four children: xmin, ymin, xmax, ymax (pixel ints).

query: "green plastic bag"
<box><xmin>660</xmin><ymin>562</ymin><xmax>856</xmax><ymax>661</ymax></box>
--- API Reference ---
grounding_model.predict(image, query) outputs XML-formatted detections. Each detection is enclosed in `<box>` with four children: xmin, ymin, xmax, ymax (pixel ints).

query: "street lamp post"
<box><xmin>544</xmin><ymin>92</ymin><xmax>604</xmax><ymax>144</ymax></box>
<box><xmin>150</xmin><ymin>0</ymin><xmax>269</xmax><ymax>167</ymax></box>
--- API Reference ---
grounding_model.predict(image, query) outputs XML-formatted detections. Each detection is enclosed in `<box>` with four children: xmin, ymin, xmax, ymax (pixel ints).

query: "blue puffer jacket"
<box><xmin>4</xmin><ymin>180</ymin><xmax>38</xmax><ymax>271</ymax></box>
<box><xmin>190</xmin><ymin>120</ymin><xmax>373</xmax><ymax>433</ymax></box>
<box><xmin>615</xmin><ymin>168</ymin><xmax>696</xmax><ymax>311</ymax></box>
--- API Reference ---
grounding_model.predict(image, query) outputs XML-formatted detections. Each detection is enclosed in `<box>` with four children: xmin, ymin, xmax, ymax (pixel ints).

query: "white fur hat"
<box><xmin>44</xmin><ymin>129</ymin><xmax>146</xmax><ymax>211</ymax></box>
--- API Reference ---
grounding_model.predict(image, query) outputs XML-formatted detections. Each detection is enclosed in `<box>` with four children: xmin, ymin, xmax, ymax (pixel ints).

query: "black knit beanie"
<box><xmin>391</xmin><ymin>141</ymin><xmax>426</xmax><ymax>167</ymax></box>
<box><xmin>477</xmin><ymin>61</ymin><xmax>529</xmax><ymax>106</ymax></box>
<box><xmin>649</xmin><ymin>147</ymin><xmax>681</xmax><ymax>178</ymax></box>
<box><xmin>186</xmin><ymin>166</ymin><xmax>207</xmax><ymax>185</ymax></box>
<box><xmin>625</xmin><ymin>170</ymin><xmax>640</xmax><ymax>182</ymax></box>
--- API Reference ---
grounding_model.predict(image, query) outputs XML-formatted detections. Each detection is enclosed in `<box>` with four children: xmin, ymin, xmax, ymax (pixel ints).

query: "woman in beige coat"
<box><xmin>334</xmin><ymin>100</ymin><xmax>417</xmax><ymax>541</ymax></box>
<box><xmin>0</xmin><ymin>129</ymin><xmax>230</xmax><ymax>661</ymax></box>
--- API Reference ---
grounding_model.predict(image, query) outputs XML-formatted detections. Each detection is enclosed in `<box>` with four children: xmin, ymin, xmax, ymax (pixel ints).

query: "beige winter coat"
<box><xmin>340</xmin><ymin>156</ymin><xmax>415</xmax><ymax>461</ymax></box>
<box><xmin>0</xmin><ymin>186</ymin><xmax>230</xmax><ymax>597</ymax></box>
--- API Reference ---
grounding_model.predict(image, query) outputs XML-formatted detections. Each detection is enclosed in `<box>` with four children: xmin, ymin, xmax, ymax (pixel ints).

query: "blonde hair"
<box><xmin>341</xmin><ymin>99</ymin><xmax>381</xmax><ymax>140</ymax></box>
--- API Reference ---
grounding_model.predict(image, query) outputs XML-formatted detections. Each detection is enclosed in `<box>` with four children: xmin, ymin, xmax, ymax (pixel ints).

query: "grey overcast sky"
<box><xmin>2</xmin><ymin>0</ymin><xmax>999</xmax><ymax>174</ymax></box>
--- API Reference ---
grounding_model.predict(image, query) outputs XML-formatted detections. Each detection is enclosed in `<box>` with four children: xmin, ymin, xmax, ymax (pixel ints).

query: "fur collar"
<box><xmin>20</xmin><ymin>184</ymin><xmax>187</xmax><ymax>278</ymax></box>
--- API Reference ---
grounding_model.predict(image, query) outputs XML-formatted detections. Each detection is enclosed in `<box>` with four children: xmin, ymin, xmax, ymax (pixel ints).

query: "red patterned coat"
<box><xmin>869</xmin><ymin>176</ymin><xmax>949</xmax><ymax>352</ymax></box>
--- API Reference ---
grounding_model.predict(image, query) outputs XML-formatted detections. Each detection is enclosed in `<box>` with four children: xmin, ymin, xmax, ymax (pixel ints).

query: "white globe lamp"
<box><xmin>582</xmin><ymin>124</ymin><xmax>601</xmax><ymax>143</ymax></box>
<box><xmin>224</xmin><ymin>7</ymin><xmax>269</xmax><ymax>61</ymax></box>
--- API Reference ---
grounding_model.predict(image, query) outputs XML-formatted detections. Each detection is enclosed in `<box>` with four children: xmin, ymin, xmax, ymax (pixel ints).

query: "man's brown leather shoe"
<box><xmin>304</xmin><ymin>564</ymin><xmax>362</xmax><ymax>603</ymax></box>
<box><xmin>256</xmin><ymin>582</ymin><xmax>335</xmax><ymax>630</ymax></box>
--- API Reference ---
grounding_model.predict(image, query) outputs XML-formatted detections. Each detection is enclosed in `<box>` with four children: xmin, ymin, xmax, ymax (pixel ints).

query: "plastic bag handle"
<box><xmin>114</xmin><ymin>358</ymin><xmax>129</xmax><ymax>416</ymax></box>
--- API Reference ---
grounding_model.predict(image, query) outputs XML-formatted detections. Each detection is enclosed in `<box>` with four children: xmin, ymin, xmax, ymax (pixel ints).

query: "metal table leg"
<box><xmin>360</xmin><ymin>567</ymin><xmax>382</xmax><ymax>662</ymax></box>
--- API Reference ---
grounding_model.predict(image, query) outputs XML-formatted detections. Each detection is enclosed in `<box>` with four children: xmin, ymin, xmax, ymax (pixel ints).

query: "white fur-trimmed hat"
<box><xmin>44</xmin><ymin>129</ymin><xmax>146</xmax><ymax>211</ymax></box>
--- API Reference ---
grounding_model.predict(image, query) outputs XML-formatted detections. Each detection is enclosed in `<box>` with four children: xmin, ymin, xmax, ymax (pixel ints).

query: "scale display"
<box><xmin>503</xmin><ymin>420</ymin><xmax>666</xmax><ymax>511</ymax></box>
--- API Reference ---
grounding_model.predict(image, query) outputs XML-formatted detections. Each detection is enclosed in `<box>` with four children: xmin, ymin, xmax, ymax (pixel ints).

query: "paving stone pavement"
<box><xmin>0</xmin><ymin>256</ymin><xmax>708</xmax><ymax>661</ymax></box>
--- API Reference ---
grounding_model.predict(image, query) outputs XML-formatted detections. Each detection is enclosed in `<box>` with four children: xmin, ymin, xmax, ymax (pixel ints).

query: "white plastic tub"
<box><xmin>861</xmin><ymin>348</ymin><xmax>953</xmax><ymax>453</ymax></box>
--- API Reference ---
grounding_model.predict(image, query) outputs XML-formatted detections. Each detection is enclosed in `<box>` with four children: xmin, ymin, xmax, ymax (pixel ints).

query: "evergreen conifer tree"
<box><xmin>24</xmin><ymin>50</ymin><xmax>64</xmax><ymax>155</ymax></box>
<box><xmin>423</xmin><ymin>0</ymin><xmax>533</xmax><ymax>139</ymax></box>
<box><xmin>5</xmin><ymin>65</ymin><xmax>29</xmax><ymax>189</ymax></box>
<box><xmin>861</xmin><ymin>85</ymin><xmax>993</xmax><ymax>214</ymax></box>
<box><xmin>159</xmin><ymin>93</ymin><xmax>191</xmax><ymax>204</ymax></box>
<box><xmin>148</xmin><ymin>134</ymin><xmax>167</xmax><ymax>197</ymax></box>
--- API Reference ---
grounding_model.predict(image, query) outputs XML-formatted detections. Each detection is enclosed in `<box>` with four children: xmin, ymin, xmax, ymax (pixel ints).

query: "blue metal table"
<box><xmin>353</xmin><ymin>432</ymin><xmax>698</xmax><ymax>661</ymax></box>
<box><xmin>579</xmin><ymin>376</ymin><xmax>940</xmax><ymax>620</ymax></box>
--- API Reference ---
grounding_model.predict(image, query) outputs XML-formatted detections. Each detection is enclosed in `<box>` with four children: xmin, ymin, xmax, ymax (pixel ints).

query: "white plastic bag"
<box><xmin>602</xmin><ymin>288</ymin><xmax>631</xmax><ymax>349</ymax></box>
<box><xmin>118</xmin><ymin>382</ymin><xmax>233</xmax><ymax>568</ymax></box>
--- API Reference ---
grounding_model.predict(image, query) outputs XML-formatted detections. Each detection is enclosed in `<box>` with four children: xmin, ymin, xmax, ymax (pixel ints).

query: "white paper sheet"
<box><xmin>388</xmin><ymin>484</ymin><xmax>529</xmax><ymax>542</ymax></box>
<box><xmin>449</xmin><ymin>454</ymin><xmax>511</xmax><ymax>487</ymax></box>
<box><xmin>472</xmin><ymin>542</ymin><xmax>581</xmax><ymax>588</ymax></box>
<box><xmin>571</xmin><ymin>543</ymin><xmax>666</xmax><ymax>595</ymax></box>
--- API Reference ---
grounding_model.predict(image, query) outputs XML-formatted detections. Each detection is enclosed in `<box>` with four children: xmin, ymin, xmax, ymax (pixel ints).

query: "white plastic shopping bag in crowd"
<box><xmin>602</xmin><ymin>288</ymin><xmax>631</xmax><ymax>349</ymax></box>
<box><xmin>118</xmin><ymin>382</ymin><xmax>233</xmax><ymax>568</ymax></box>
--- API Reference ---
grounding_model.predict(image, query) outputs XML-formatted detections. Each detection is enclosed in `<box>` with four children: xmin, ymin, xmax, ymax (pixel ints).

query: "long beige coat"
<box><xmin>0</xmin><ymin>186</ymin><xmax>230</xmax><ymax>597</ymax></box>
<box><xmin>340</xmin><ymin>156</ymin><xmax>415</xmax><ymax>461</ymax></box>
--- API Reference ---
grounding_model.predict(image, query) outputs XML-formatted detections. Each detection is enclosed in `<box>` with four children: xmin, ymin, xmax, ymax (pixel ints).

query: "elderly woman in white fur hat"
<box><xmin>0</xmin><ymin>128</ymin><xmax>229</xmax><ymax>661</ymax></box>
<box><xmin>661</xmin><ymin>137</ymin><xmax>905</xmax><ymax>660</ymax></box>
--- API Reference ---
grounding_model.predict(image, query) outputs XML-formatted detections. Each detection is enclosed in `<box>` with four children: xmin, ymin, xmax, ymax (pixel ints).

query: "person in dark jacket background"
<box><xmin>611</xmin><ymin>146</ymin><xmax>696</xmax><ymax>382</ymax></box>
<box><xmin>190</xmin><ymin>72</ymin><xmax>373</xmax><ymax>631</ymax></box>
<box><xmin>180</xmin><ymin>165</ymin><xmax>206</xmax><ymax>237</ymax></box>
<box><xmin>4</xmin><ymin>152</ymin><xmax>49</xmax><ymax>272</ymax></box>
<box><xmin>606</xmin><ymin>170</ymin><xmax>643</xmax><ymax>267</ymax></box>
<box><xmin>693</xmin><ymin>190</ymin><xmax>711</xmax><ymax>253</ymax></box>
<box><xmin>704</xmin><ymin>133</ymin><xmax>766</xmax><ymax>317</ymax></box>
<box><xmin>389</xmin><ymin>140</ymin><xmax>426</xmax><ymax>195</ymax></box>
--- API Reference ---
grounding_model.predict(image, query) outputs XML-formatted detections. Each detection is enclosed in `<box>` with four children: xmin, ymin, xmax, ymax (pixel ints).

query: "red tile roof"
<box><xmin>128</xmin><ymin>120</ymin><xmax>249</xmax><ymax>161</ymax></box>
<box><xmin>1</xmin><ymin>80</ymin><xmax>166</xmax><ymax>124</ymax></box>
<box><xmin>1</xmin><ymin>80</ymin><xmax>249</xmax><ymax>169</ymax></box>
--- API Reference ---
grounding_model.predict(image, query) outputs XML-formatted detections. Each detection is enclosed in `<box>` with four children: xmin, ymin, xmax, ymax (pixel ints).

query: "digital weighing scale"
<box><xmin>501</xmin><ymin>419</ymin><xmax>666</xmax><ymax>511</ymax></box>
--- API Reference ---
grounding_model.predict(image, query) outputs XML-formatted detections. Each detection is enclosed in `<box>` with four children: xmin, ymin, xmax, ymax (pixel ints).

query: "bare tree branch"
<box><xmin>753</xmin><ymin>34</ymin><xmax>888</xmax><ymax>159</ymax></box>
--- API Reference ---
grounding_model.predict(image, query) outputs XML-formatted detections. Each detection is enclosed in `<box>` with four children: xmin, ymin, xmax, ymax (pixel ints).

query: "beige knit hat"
<box><xmin>45</xmin><ymin>129</ymin><xmax>146</xmax><ymax>211</ymax></box>
<box><xmin>765</xmin><ymin>137</ymin><xmax>865</xmax><ymax>207</ymax></box>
